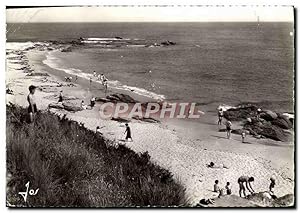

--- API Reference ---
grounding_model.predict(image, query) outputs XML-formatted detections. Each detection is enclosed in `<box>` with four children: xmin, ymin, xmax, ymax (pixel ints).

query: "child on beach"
<box><xmin>27</xmin><ymin>85</ymin><xmax>37</xmax><ymax>123</ymax></box>
<box><xmin>124</xmin><ymin>123</ymin><xmax>133</xmax><ymax>142</ymax></box>
<box><xmin>225</xmin><ymin>120</ymin><xmax>232</xmax><ymax>139</ymax></box>
<box><xmin>213</xmin><ymin>180</ymin><xmax>220</xmax><ymax>193</ymax></box>
<box><xmin>218</xmin><ymin>108</ymin><xmax>224</xmax><ymax>125</ymax></box>
<box><xmin>81</xmin><ymin>100</ymin><xmax>87</xmax><ymax>110</ymax></box>
<box><xmin>238</xmin><ymin>176</ymin><xmax>255</xmax><ymax>198</ymax></box>
<box><xmin>225</xmin><ymin>182</ymin><xmax>232</xmax><ymax>195</ymax></box>
<box><xmin>241</xmin><ymin>130</ymin><xmax>246</xmax><ymax>143</ymax></box>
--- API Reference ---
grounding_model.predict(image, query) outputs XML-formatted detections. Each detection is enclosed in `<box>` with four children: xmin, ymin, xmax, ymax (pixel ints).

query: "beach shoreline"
<box><xmin>6</xmin><ymin>41</ymin><xmax>294</xmax><ymax>206</ymax></box>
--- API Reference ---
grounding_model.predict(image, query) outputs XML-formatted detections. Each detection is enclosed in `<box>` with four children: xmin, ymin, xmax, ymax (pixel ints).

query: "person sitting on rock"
<box><xmin>257</xmin><ymin>108</ymin><xmax>262</xmax><ymax>120</ymax></box>
<box><xmin>214</xmin><ymin>180</ymin><xmax>220</xmax><ymax>193</ymax></box>
<box><xmin>238</xmin><ymin>176</ymin><xmax>255</xmax><ymax>198</ymax></box>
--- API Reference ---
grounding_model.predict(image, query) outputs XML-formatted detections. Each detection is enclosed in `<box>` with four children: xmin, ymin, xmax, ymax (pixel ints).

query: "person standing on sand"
<box><xmin>238</xmin><ymin>176</ymin><xmax>255</xmax><ymax>198</ymax></box>
<box><xmin>89</xmin><ymin>77</ymin><xmax>93</xmax><ymax>87</ymax></box>
<box><xmin>103</xmin><ymin>79</ymin><xmax>108</xmax><ymax>95</ymax></box>
<box><xmin>124</xmin><ymin>123</ymin><xmax>133</xmax><ymax>141</ymax></box>
<box><xmin>27</xmin><ymin>85</ymin><xmax>37</xmax><ymax>123</ymax></box>
<box><xmin>241</xmin><ymin>130</ymin><xmax>246</xmax><ymax>143</ymax></box>
<box><xmin>218</xmin><ymin>108</ymin><xmax>224</xmax><ymax>125</ymax></box>
<box><xmin>225</xmin><ymin>120</ymin><xmax>232</xmax><ymax>139</ymax></box>
<box><xmin>58</xmin><ymin>90</ymin><xmax>63</xmax><ymax>103</ymax></box>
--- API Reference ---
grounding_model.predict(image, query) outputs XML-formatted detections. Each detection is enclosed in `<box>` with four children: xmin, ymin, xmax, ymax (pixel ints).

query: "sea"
<box><xmin>6</xmin><ymin>22</ymin><xmax>294</xmax><ymax>113</ymax></box>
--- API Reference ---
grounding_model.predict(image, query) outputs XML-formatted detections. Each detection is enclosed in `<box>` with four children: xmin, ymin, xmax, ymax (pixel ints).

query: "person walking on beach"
<box><xmin>27</xmin><ymin>85</ymin><xmax>37</xmax><ymax>123</ymax></box>
<box><xmin>238</xmin><ymin>176</ymin><xmax>255</xmax><ymax>198</ymax></box>
<box><xmin>58</xmin><ymin>90</ymin><xmax>63</xmax><ymax>103</ymax></box>
<box><xmin>124</xmin><ymin>123</ymin><xmax>133</xmax><ymax>142</ymax></box>
<box><xmin>218</xmin><ymin>108</ymin><xmax>224</xmax><ymax>125</ymax></box>
<box><xmin>225</xmin><ymin>120</ymin><xmax>232</xmax><ymax>139</ymax></box>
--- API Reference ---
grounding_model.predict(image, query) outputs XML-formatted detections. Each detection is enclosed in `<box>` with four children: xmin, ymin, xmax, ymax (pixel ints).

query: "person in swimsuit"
<box><xmin>27</xmin><ymin>85</ymin><xmax>37</xmax><ymax>123</ymax></box>
<box><xmin>225</xmin><ymin>182</ymin><xmax>232</xmax><ymax>195</ymax></box>
<box><xmin>58</xmin><ymin>90</ymin><xmax>63</xmax><ymax>103</ymax></box>
<box><xmin>213</xmin><ymin>180</ymin><xmax>220</xmax><ymax>193</ymax></box>
<box><xmin>103</xmin><ymin>79</ymin><xmax>108</xmax><ymax>95</ymax></box>
<box><xmin>124</xmin><ymin>123</ymin><xmax>132</xmax><ymax>141</ymax></box>
<box><xmin>238</xmin><ymin>176</ymin><xmax>255</xmax><ymax>198</ymax></box>
<box><xmin>225</xmin><ymin>120</ymin><xmax>232</xmax><ymax>139</ymax></box>
<box><xmin>241</xmin><ymin>130</ymin><xmax>246</xmax><ymax>143</ymax></box>
<box><xmin>218</xmin><ymin>108</ymin><xmax>224</xmax><ymax>125</ymax></box>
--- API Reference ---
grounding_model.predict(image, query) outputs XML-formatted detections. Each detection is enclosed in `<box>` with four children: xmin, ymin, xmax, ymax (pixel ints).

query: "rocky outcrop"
<box><xmin>222</xmin><ymin>104</ymin><xmax>293</xmax><ymax>142</ymax></box>
<box><xmin>223</xmin><ymin>105</ymin><xmax>258</xmax><ymax>121</ymax></box>
<box><xmin>96</xmin><ymin>93</ymin><xmax>137</xmax><ymax>103</ymax></box>
<box><xmin>48</xmin><ymin>102</ymin><xmax>82</xmax><ymax>112</ymax></box>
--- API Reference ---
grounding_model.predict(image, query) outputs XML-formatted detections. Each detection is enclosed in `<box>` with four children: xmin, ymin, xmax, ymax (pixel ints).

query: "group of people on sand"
<box><xmin>217</xmin><ymin>108</ymin><xmax>247</xmax><ymax>142</ymax></box>
<box><xmin>27</xmin><ymin>84</ymin><xmax>133</xmax><ymax>142</ymax></box>
<box><xmin>91</xmin><ymin>71</ymin><xmax>108</xmax><ymax>93</ymax></box>
<box><xmin>211</xmin><ymin>175</ymin><xmax>276</xmax><ymax>200</ymax></box>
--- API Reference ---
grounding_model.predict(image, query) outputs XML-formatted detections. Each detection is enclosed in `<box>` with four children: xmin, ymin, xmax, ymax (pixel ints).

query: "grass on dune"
<box><xmin>6</xmin><ymin>104</ymin><xmax>186</xmax><ymax>207</ymax></box>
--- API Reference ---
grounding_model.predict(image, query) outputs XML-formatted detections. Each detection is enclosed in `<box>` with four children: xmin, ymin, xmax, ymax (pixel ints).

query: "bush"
<box><xmin>6</xmin><ymin>104</ymin><xmax>186</xmax><ymax>207</ymax></box>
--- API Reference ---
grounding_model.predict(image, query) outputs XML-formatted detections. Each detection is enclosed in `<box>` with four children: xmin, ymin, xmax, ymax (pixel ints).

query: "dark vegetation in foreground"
<box><xmin>6</xmin><ymin>104</ymin><xmax>185</xmax><ymax>207</ymax></box>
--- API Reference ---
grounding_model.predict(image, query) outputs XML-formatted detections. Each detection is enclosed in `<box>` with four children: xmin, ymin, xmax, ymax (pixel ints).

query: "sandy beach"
<box><xmin>6</xmin><ymin>42</ymin><xmax>294</xmax><ymax>206</ymax></box>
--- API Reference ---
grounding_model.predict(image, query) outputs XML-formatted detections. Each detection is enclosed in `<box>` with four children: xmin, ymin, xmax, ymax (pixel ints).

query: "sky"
<box><xmin>6</xmin><ymin>6</ymin><xmax>294</xmax><ymax>23</ymax></box>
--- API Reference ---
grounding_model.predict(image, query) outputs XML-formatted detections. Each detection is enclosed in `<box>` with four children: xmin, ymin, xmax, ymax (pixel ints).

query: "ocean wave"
<box><xmin>83</xmin><ymin>37</ymin><xmax>131</xmax><ymax>41</ymax></box>
<box><xmin>43</xmin><ymin>51</ymin><xmax>165</xmax><ymax>101</ymax></box>
<box><xmin>6</xmin><ymin>42</ymin><xmax>36</xmax><ymax>51</ymax></box>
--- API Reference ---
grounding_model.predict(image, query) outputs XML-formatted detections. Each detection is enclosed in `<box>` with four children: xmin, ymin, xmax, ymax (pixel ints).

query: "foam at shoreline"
<box><xmin>42</xmin><ymin>50</ymin><xmax>166</xmax><ymax>101</ymax></box>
